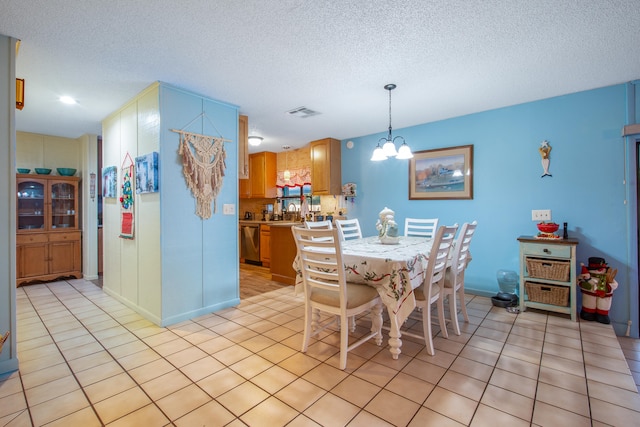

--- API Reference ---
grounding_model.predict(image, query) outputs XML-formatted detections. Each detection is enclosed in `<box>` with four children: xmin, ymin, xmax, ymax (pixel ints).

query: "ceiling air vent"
<box><xmin>286</xmin><ymin>106</ymin><xmax>320</xmax><ymax>118</ymax></box>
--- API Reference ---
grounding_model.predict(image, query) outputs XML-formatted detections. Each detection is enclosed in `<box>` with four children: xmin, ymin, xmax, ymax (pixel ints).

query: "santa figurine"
<box><xmin>578</xmin><ymin>257</ymin><xmax>618</xmax><ymax>324</ymax></box>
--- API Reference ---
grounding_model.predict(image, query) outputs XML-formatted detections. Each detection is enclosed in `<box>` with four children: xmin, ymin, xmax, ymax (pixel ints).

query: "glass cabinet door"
<box><xmin>50</xmin><ymin>181</ymin><xmax>78</xmax><ymax>230</ymax></box>
<box><xmin>17</xmin><ymin>180</ymin><xmax>46</xmax><ymax>231</ymax></box>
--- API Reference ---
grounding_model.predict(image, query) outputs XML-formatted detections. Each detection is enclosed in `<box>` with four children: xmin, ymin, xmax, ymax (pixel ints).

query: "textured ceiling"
<box><xmin>2</xmin><ymin>0</ymin><xmax>640</xmax><ymax>153</ymax></box>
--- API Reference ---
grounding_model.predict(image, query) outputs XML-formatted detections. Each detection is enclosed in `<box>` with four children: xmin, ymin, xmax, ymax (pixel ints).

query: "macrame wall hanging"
<box><xmin>172</xmin><ymin>113</ymin><xmax>230</xmax><ymax>220</ymax></box>
<box><xmin>119</xmin><ymin>152</ymin><xmax>135</xmax><ymax>239</ymax></box>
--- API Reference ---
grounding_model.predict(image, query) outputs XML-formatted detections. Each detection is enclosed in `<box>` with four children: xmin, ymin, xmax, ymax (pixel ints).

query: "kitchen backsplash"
<box><xmin>239</xmin><ymin>195</ymin><xmax>349</xmax><ymax>220</ymax></box>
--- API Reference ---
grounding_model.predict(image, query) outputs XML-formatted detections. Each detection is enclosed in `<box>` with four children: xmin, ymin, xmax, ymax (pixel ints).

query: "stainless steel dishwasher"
<box><xmin>241</xmin><ymin>224</ymin><xmax>261</xmax><ymax>265</ymax></box>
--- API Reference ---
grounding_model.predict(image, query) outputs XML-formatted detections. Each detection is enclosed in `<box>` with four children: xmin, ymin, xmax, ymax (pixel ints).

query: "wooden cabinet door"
<box><xmin>49</xmin><ymin>232</ymin><xmax>82</xmax><ymax>275</ymax></box>
<box><xmin>49</xmin><ymin>179</ymin><xmax>80</xmax><ymax>231</ymax></box>
<box><xmin>249</xmin><ymin>152</ymin><xmax>277</xmax><ymax>198</ymax></box>
<box><xmin>250</xmin><ymin>154</ymin><xmax>266</xmax><ymax>198</ymax></box>
<box><xmin>239</xmin><ymin>178</ymin><xmax>251</xmax><ymax>199</ymax></box>
<box><xmin>310</xmin><ymin>138</ymin><xmax>341</xmax><ymax>195</ymax></box>
<box><xmin>49</xmin><ymin>240</ymin><xmax>79</xmax><ymax>275</ymax></box>
<box><xmin>18</xmin><ymin>243</ymin><xmax>48</xmax><ymax>278</ymax></box>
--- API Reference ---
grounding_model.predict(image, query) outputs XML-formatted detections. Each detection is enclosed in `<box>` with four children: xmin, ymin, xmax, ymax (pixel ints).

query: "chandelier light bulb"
<box><xmin>396</xmin><ymin>141</ymin><xmax>414</xmax><ymax>159</ymax></box>
<box><xmin>382</xmin><ymin>139</ymin><xmax>398</xmax><ymax>157</ymax></box>
<box><xmin>370</xmin><ymin>144</ymin><xmax>387</xmax><ymax>161</ymax></box>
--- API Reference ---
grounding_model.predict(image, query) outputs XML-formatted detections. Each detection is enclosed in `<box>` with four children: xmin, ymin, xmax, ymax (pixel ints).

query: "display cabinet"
<box><xmin>518</xmin><ymin>236</ymin><xmax>578</xmax><ymax>321</ymax></box>
<box><xmin>16</xmin><ymin>174</ymin><xmax>82</xmax><ymax>286</ymax></box>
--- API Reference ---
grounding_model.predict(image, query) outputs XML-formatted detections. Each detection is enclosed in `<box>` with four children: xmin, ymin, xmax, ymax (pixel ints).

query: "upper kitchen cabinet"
<box><xmin>310</xmin><ymin>138</ymin><xmax>341</xmax><ymax>195</ymax></box>
<box><xmin>240</xmin><ymin>151</ymin><xmax>277</xmax><ymax>199</ymax></box>
<box><xmin>238</xmin><ymin>115</ymin><xmax>249</xmax><ymax>179</ymax></box>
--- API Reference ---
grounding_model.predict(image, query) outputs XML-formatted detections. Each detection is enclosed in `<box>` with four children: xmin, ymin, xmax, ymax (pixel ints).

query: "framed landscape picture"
<box><xmin>409</xmin><ymin>144</ymin><xmax>473</xmax><ymax>200</ymax></box>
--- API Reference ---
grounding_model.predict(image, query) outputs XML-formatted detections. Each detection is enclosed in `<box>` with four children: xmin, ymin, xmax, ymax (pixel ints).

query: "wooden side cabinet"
<box><xmin>310</xmin><ymin>138</ymin><xmax>341</xmax><ymax>195</ymax></box>
<box><xmin>518</xmin><ymin>236</ymin><xmax>578</xmax><ymax>321</ymax></box>
<box><xmin>16</xmin><ymin>174</ymin><xmax>82</xmax><ymax>286</ymax></box>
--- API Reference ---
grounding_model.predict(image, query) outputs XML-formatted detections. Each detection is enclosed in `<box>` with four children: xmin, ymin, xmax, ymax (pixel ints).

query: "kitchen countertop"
<box><xmin>239</xmin><ymin>220</ymin><xmax>302</xmax><ymax>227</ymax></box>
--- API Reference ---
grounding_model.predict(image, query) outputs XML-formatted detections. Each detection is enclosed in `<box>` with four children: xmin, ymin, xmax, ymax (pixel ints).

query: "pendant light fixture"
<box><xmin>371</xmin><ymin>83</ymin><xmax>413</xmax><ymax>161</ymax></box>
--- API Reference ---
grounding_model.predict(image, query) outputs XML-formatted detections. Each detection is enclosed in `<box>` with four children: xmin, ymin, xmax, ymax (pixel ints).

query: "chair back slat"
<box><xmin>335</xmin><ymin>218</ymin><xmax>363</xmax><ymax>241</ymax></box>
<box><xmin>305</xmin><ymin>220</ymin><xmax>333</xmax><ymax>230</ymax></box>
<box><xmin>404</xmin><ymin>218</ymin><xmax>439</xmax><ymax>239</ymax></box>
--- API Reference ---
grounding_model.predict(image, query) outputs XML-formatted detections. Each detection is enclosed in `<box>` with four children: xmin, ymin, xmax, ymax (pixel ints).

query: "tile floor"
<box><xmin>1</xmin><ymin>277</ymin><xmax>640</xmax><ymax>426</ymax></box>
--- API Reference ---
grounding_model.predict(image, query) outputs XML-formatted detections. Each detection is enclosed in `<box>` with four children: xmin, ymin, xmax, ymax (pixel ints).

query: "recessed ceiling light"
<box><xmin>59</xmin><ymin>96</ymin><xmax>76</xmax><ymax>105</ymax></box>
<box><xmin>248</xmin><ymin>136</ymin><xmax>263</xmax><ymax>146</ymax></box>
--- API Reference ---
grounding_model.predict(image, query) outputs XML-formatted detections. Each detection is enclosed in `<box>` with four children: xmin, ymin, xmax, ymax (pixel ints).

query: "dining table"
<box><xmin>293</xmin><ymin>235</ymin><xmax>433</xmax><ymax>359</ymax></box>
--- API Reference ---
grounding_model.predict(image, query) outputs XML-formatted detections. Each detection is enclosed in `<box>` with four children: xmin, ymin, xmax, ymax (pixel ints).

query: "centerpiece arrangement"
<box><xmin>376</xmin><ymin>207</ymin><xmax>400</xmax><ymax>244</ymax></box>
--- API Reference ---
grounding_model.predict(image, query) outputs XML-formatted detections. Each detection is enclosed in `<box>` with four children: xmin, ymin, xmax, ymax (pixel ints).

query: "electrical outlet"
<box><xmin>531</xmin><ymin>209</ymin><xmax>551</xmax><ymax>221</ymax></box>
<box><xmin>223</xmin><ymin>204</ymin><xmax>235</xmax><ymax>215</ymax></box>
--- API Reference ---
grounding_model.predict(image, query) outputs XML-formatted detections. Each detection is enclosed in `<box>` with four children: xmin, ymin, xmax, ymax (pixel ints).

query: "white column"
<box><xmin>80</xmin><ymin>134</ymin><xmax>99</xmax><ymax>280</ymax></box>
<box><xmin>0</xmin><ymin>34</ymin><xmax>19</xmax><ymax>374</ymax></box>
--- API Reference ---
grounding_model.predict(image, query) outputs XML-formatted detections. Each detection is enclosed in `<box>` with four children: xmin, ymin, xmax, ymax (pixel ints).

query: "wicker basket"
<box><xmin>525</xmin><ymin>281</ymin><xmax>570</xmax><ymax>306</ymax></box>
<box><xmin>525</xmin><ymin>257</ymin><xmax>570</xmax><ymax>281</ymax></box>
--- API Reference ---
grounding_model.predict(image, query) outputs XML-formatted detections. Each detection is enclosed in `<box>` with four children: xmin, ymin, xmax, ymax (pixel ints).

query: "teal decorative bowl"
<box><xmin>17</xmin><ymin>168</ymin><xmax>30</xmax><ymax>174</ymax></box>
<box><xmin>57</xmin><ymin>168</ymin><xmax>77</xmax><ymax>176</ymax></box>
<box><xmin>35</xmin><ymin>168</ymin><xmax>52</xmax><ymax>175</ymax></box>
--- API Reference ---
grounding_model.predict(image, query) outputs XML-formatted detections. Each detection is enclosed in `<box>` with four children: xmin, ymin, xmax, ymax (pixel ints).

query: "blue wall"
<box><xmin>341</xmin><ymin>83</ymin><xmax>639</xmax><ymax>336</ymax></box>
<box><xmin>158</xmin><ymin>84</ymin><xmax>240</xmax><ymax>324</ymax></box>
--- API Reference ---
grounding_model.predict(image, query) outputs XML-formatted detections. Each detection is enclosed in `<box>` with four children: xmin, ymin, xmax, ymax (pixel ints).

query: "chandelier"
<box><xmin>371</xmin><ymin>84</ymin><xmax>413</xmax><ymax>161</ymax></box>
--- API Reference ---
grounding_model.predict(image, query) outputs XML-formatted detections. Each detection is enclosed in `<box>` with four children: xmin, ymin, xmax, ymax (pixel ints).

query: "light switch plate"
<box><xmin>531</xmin><ymin>209</ymin><xmax>551</xmax><ymax>221</ymax></box>
<box><xmin>223</xmin><ymin>204</ymin><xmax>235</xmax><ymax>215</ymax></box>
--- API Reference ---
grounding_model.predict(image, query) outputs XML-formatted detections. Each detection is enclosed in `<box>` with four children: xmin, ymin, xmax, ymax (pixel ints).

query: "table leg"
<box><xmin>371</xmin><ymin>304</ymin><xmax>383</xmax><ymax>346</ymax></box>
<box><xmin>387</xmin><ymin>314</ymin><xmax>402</xmax><ymax>359</ymax></box>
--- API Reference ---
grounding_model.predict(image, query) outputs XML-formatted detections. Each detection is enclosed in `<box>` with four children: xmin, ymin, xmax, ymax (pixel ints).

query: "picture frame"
<box><xmin>135</xmin><ymin>151</ymin><xmax>159</xmax><ymax>194</ymax></box>
<box><xmin>409</xmin><ymin>144</ymin><xmax>473</xmax><ymax>200</ymax></box>
<box><xmin>102</xmin><ymin>166</ymin><xmax>117</xmax><ymax>198</ymax></box>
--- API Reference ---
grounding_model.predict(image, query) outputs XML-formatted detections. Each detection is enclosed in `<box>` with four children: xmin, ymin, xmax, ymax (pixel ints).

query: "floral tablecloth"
<box><xmin>294</xmin><ymin>235</ymin><xmax>433</xmax><ymax>325</ymax></box>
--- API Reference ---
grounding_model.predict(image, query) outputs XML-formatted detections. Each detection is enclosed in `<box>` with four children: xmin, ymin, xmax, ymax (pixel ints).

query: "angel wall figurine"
<box><xmin>539</xmin><ymin>140</ymin><xmax>552</xmax><ymax>178</ymax></box>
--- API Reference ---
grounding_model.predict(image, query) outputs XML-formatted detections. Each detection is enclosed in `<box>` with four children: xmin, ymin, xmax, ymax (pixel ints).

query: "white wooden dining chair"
<box><xmin>404</xmin><ymin>217</ymin><xmax>439</xmax><ymax>239</ymax></box>
<box><xmin>442</xmin><ymin>221</ymin><xmax>477</xmax><ymax>336</ymax></box>
<box><xmin>291</xmin><ymin>225</ymin><xmax>383</xmax><ymax>370</ymax></box>
<box><xmin>335</xmin><ymin>218</ymin><xmax>363</xmax><ymax>241</ymax></box>
<box><xmin>410</xmin><ymin>224</ymin><xmax>457</xmax><ymax>356</ymax></box>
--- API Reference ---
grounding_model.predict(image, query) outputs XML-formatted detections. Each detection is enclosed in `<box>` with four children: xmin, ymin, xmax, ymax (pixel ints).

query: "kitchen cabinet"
<box><xmin>238</xmin><ymin>114</ymin><xmax>249</xmax><ymax>179</ymax></box>
<box><xmin>518</xmin><ymin>236</ymin><xmax>578</xmax><ymax>321</ymax></box>
<box><xmin>260</xmin><ymin>224</ymin><xmax>271</xmax><ymax>267</ymax></box>
<box><xmin>240</xmin><ymin>151</ymin><xmax>277</xmax><ymax>199</ymax></box>
<box><xmin>16</xmin><ymin>174</ymin><xmax>82</xmax><ymax>286</ymax></box>
<box><xmin>270</xmin><ymin>224</ymin><xmax>297</xmax><ymax>285</ymax></box>
<box><xmin>310</xmin><ymin>138</ymin><xmax>341</xmax><ymax>195</ymax></box>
